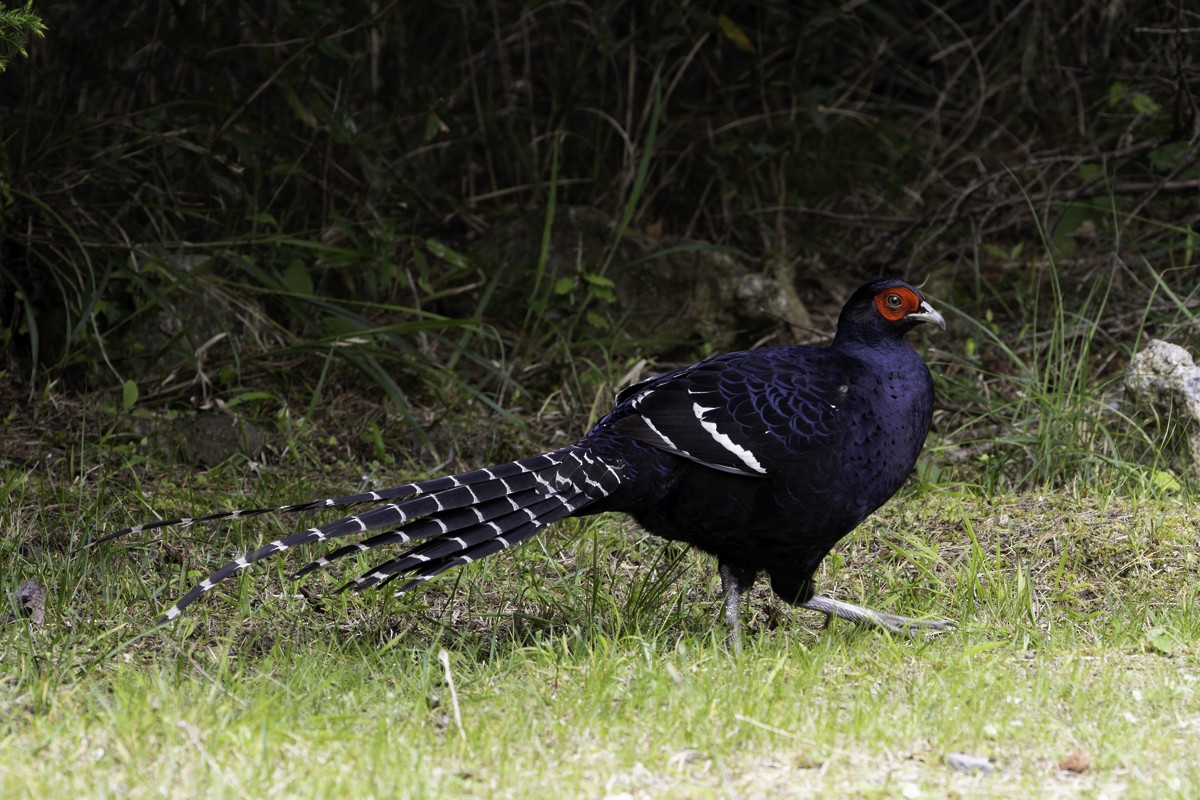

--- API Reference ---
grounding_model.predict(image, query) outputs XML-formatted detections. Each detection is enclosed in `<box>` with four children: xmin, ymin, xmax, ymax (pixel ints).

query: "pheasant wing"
<box><xmin>610</xmin><ymin>349</ymin><xmax>852</xmax><ymax>477</ymax></box>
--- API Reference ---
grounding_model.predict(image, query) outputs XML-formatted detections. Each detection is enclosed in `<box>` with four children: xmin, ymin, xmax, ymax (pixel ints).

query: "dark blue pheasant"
<box><xmin>98</xmin><ymin>278</ymin><xmax>950</xmax><ymax>639</ymax></box>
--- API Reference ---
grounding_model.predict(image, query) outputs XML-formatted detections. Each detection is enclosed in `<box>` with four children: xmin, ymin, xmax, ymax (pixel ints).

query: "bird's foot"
<box><xmin>800</xmin><ymin>594</ymin><xmax>954</xmax><ymax>637</ymax></box>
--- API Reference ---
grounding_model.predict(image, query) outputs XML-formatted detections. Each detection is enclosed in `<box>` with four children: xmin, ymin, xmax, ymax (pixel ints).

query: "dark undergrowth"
<box><xmin>3</xmin><ymin>2</ymin><xmax>1196</xmax><ymax>436</ymax></box>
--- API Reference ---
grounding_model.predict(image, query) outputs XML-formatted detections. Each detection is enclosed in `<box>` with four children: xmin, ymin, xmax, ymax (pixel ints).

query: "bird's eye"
<box><xmin>885</xmin><ymin>293</ymin><xmax>903</xmax><ymax>309</ymax></box>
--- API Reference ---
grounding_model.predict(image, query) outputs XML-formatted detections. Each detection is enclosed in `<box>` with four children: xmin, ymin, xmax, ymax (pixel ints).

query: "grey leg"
<box><xmin>801</xmin><ymin>594</ymin><xmax>955</xmax><ymax>636</ymax></box>
<box><xmin>718</xmin><ymin>562</ymin><xmax>757</xmax><ymax>653</ymax></box>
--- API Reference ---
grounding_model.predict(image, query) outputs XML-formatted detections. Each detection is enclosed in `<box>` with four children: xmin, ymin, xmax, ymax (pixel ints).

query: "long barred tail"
<box><xmin>150</xmin><ymin>446</ymin><xmax>622</xmax><ymax>623</ymax></box>
<box><xmin>89</xmin><ymin>486</ymin><xmax>430</xmax><ymax>547</ymax></box>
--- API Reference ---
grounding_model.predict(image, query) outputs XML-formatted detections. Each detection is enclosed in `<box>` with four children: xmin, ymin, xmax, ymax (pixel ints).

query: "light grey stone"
<box><xmin>1126</xmin><ymin>339</ymin><xmax>1200</xmax><ymax>476</ymax></box>
<box><xmin>945</xmin><ymin>752</ymin><xmax>994</xmax><ymax>775</ymax></box>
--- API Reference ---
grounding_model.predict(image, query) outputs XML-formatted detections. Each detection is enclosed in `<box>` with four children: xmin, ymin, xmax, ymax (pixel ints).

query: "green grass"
<box><xmin>6</xmin><ymin>248</ymin><xmax>1198</xmax><ymax>797</ymax></box>
<box><xmin>9</xmin><ymin>624</ymin><xmax>1200</xmax><ymax>798</ymax></box>
<box><xmin>4</xmin><ymin>463</ymin><xmax>1200</xmax><ymax>798</ymax></box>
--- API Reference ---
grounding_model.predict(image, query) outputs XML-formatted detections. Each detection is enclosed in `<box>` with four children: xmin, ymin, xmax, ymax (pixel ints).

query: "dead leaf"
<box><xmin>1060</xmin><ymin>748</ymin><xmax>1090</xmax><ymax>773</ymax></box>
<box><xmin>4</xmin><ymin>580</ymin><xmax>46</xmax><ymax>626</ymax></box>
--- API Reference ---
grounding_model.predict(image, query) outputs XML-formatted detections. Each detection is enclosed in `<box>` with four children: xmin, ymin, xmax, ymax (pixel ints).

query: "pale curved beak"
<box><xmin>908</xmin><ymin>300</ymin><xmax>946</xmax><ymax>330</ymax></box>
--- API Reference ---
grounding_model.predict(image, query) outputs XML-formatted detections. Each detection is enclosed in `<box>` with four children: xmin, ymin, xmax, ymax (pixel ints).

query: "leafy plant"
<box><xmin>0</xmin><ymin>1</ymin><xmax>44</xmax><ymax>72</ymax></box>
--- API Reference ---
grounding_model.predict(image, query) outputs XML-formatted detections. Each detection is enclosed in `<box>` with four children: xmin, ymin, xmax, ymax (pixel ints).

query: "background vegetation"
<box><xmin>3</xmin><ymin>2</ymin><xmax>1196</xmax><ymax>438</ymax></box>
<box><xmin>2</xmin><ymin>1</ymin><xmax>1199</xmax><ymax>796</ymax></box>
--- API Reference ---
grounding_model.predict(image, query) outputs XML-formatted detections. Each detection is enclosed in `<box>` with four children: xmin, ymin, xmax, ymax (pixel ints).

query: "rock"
<box><xmin>126</xmin><ymin>252</ymin><xmax>277</xmax><ymax>380</ymax></box>
<box><xmin>945</xmin><ymin>752</ymin><xmax>994</xmax><ymax>775</ymax></box>
<box><xmin>165</xmin><ymin>414</ymin><xmax>267</xmax><ymax>467</ymax></box>
<box><xmin>132</xmin><ymin>411</ymin><xmax>268</xmax><ymax>466</ymax></box>
<box><xmin>1125</xmin><ymin>339</ymin><xmax>1200</xmax><ymax>478</ymax></box>
<box><xmin>463</xmin><ymin>207</ymin><xmax>810</xmax><ymax>353</ymax></box>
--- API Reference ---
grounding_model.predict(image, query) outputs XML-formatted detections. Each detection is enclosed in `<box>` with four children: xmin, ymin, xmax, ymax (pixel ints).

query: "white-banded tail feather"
<box><xmin>290</xmin><ymin>486</ymin><xmax>550</xmax><ymax>579</ymax></box>
<box><xmin>92</xmin><ymin>450</ymin><xmax>576</xmax><ymax>547</ymax></box>
<box><xmin>340</xmin><ymin>489</ymin><xmax>588</xmax><ymax>593</ymax></box>
<box><xmin>154</xmin><ymin>446</ymin><xmax>622</xmax><ymax>623</ymax></box>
